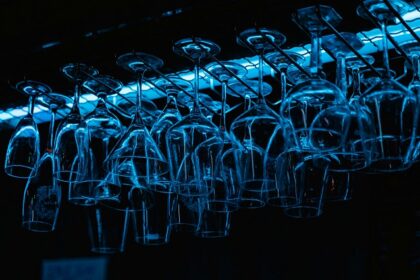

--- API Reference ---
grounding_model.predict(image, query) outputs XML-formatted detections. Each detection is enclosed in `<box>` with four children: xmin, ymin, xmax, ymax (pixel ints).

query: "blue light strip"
<box><xmin>1</xmin><ymin>14</ymin><xmax>420</xmax><ymax>128</ymax></box>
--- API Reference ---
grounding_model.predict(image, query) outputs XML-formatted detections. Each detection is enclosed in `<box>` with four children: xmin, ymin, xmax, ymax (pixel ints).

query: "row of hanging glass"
<box><xmin>4</xmin><ymin>1</ymin><xmax>420</xmax><ymax>253</ymax></box>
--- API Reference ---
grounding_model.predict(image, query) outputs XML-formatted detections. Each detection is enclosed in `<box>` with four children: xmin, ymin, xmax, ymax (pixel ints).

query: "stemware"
<box><xmin>135</xmin><ymin>77</ymin><xmax>192</xmax><ymax>245</ymax></box>
<box><xmin>68</xmin><ymin>75</ymin><xmax>124</xmax><ymax>205</ymax></box>
<box><xmin>357</xmin><ymin>0</ymin><xmax>417</xmax><ymax>172</ymax></box>
<box><xmin>400</xmin><ymin>40</ymin><xmax>420</xmax><ymax>162</ymax></box>
<box><xmin>98</xmin><ymin>52</ymin><xmax>167</xmax><ymax>247</ymax></box>
<box><xmin>191</xmin><ymin>61</ymin><xmax>248</xmax><ymax>237</ymax></box>
<box><xmin>313</xmin><ymin>34</ymin><xmax>375</xmax><ymax>171</ymax></box>
<box><xmin>168</xmin><ymin>38</ymin><xmax>223</xmax><ymax>196</ymax></box>
<box><xmin>54</xmin><ymin>63</ymin><xmax>99</xmax><ymax>183</ymax></box>
<box><xmin>166</xmin><ymin>38</ymin><xmax>224</xmax><ymax>231</ymax></box>
<box><xmin>151</xmin><ymin>77</ymin><xmax>192</xmax><ymax>183</ymax></box>
<box><xmin>277</xmin><ymin>5</ymin><xmax>352</xmax><ymax>208</ymax></box>
<box><xmin>5</xmin><ymin>81</ymin><xmax>50</xmax><ymax>178</ymax></box>
<box><xmin>22</xmin><ymin>93</ymin><xmax>70</xmax><ymax>232</ymax></box>
<box><xmin>281</xmin><ymin>5</ymin><xmax>347</xmax><ymax>152</ymax></box>
<box><xmin>107</xmin><ymin>52</ymin><xmax>166</xmax><ymax>209</ymax></box>
<box><xmin>229</xmin><ymin>28</ymin><xmax>285</xmax><ymax>208</ymax></box>
<box><xmin>317</xmin><ymin>35</ymin><xmax>374</xmax><ymax>200</ymax></box>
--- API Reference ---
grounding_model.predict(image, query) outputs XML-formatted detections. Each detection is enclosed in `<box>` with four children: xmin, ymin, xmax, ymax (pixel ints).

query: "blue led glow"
<box><xmin>119</xmin><ymin>82</ymin><xmax>153</xmax><ymax>95</ymax></box>
<box><xmin>10</xmin><ymin>108</ymin><xmax>28</xmax><ymax>117</ymax></box>
<box><xmin>401</xmin><ymin>9</ymin><xmax>420</xmax><ymax>22</ymax></box>
<box><xmin>81</xmin><ymin>94</ymin><xmax>98</xmax><ymax>102</ymax></box>
<box><xmin>0</xmin><ymin>111</ymin><xmax>13</xmax><ymax>121</ymax></box>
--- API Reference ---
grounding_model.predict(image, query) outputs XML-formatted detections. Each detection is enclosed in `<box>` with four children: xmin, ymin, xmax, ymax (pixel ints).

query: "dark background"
<box><xmin>0</xmin><ymin>0</ymin><xmax>419</xmax><ymax>279</ymax></box>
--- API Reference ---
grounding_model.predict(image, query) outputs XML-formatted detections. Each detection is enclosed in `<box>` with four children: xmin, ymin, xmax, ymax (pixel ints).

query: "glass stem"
<box><xmin>351</xmin><ymin>67</ymin><xmax>361</xmax><ymax>99</ymax></box>
<box><xmin>220</xmin><ymin>82</ymin><xmax>228</xmax><ymax>132</ymax></box>
<box><xmin>103</xmin><ymin>138</ymin><xmax>109</xmax><ymax>158</ymax></box>
<box><xmin>245</xmin><ymin>95</ymin><xmax>252</xmax><ymax>110</ymax></box>
<box><xmin>193</xmin><ymin>58</ymin><xmax>201</xmax><ymax>113</ymax></box>
<box><xmin>280</xmin><ymin>68</ymin><xmax>287</xmax><ymax>102</ymax></box>
<box><xmin>310</xmin><ymin>30</ymin><xmax>321</xmax><ymax>77</ymax></box>
<box><xmin>258</xmin><ymin>53</ymin><xmax>265</xmax><ymax>102</ymax></box>
<box><xmin>380</xmin><ymin>20</ymin><xmax>391</xmax><ymax>78</ymax></box>
<box><xmin>336</xmin><ymin>54</ymin><xmax>348</xmax><ymax>95</ymax></box>
<box><xmin>28</xmin><ymin>95</ymin><xmax>35</xmax><ymax>116</ymax></box>
<box><xmin>47</xmin><ymin>107</ymin><xmax>57</xmax><ymax>151</ymax></box>
<box><xmin>135</xmin><ymin>71</ymin><xmax>146</xmax><ymax>122</ymax></box>
<box><xmin>72</xmin><ymin>83</ymin><xmax>81</xmax><ymax>114</ymax></box>
<box><xmin>412</xmin><ymin>54</ymin><xmax>420</xmax><ymax>83</ymax></box>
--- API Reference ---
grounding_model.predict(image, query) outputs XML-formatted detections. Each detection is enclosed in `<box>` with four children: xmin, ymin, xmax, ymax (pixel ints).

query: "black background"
<box><xmin>0</xmin><ymin>0</ymin><xmax>419</xmax><ymax>279</ymax></box>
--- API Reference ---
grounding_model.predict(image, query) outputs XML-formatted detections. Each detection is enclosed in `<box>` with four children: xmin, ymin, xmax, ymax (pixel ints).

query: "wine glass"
<box><xmin>5</xmin><ymin>81</ymin><xmax>50</xmax><ymax>178</ymax></box>
<box><xmin>151</xmin><ymin>76</ymin><xmax>192</xmax><ymax>182</ymax></box>
<box><xmin>357</xmin><ymin>0</ymin><xmax>417</xmax><ymax>172</ymax></box>
<box><xmin>22</xmin><ymin>93</ymin><xmax>70</xmax><ymax>232</ymax></box>
<box><xmin>107</xmin><ymin>52</ymin><xmax>166</xmax><ymax>210</ymax></box>
<box><xmin>281</xmin><ymin>5</ymin><xmax>347</xmax><ymax>152</ymax></box>
<box><xmin>400</xmin><ymin>40</ymin><xmax>420</xmax><ymax>162</ymax></box>
<box><xmin>167</xmin><ymin>37</ymin><xmax>224</xmax><ymax>231</ymax></box>
<box><xmin>190</xmin><ymin>61</ymin><xmax>248</xmax><ymax>237</ymax></box>
<box><xmin>138</xmin><ymin>76</ymin><xmax>193</xmax><ymax>245</ymax></box>
<box><xmin>55</xmin><ymin>63</ymin><xmax>99</xmax><ymax>183</ymax></box>
<box><xmin>68</xmin><ymin>75</ymin><xmax>124</xmax><ymax>205</ymax></box>
<box><xmin>231</xmin><ymin>27</ymin><xmax>286</xmax><ymax>208</ymax></box>
<box><xmin>316</xmin><ymin>33</ymin><xmax>376</xmax><ymax>201</ymax></box>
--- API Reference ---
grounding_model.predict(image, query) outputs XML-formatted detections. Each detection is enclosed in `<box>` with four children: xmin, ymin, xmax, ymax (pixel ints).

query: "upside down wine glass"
<box><xmin>139</xmin><ymin>77</ymin><xmax>193</xmax><ymax>245</ymax></box>
<box><xmin>22</xmin><ymin>93</ymin><xmax>71</xmax><ymax>232</ymax></box>
<box><xmin>263</xmin><ymin>50</ymin><xmax>306</xmax><ymax>207</ymax></box>
<box><xmin>55</xmin><ymin>64</ymin><xmax>99</xmax><ymax>183</ymax></box>
<box><xmin>106</xmin><ymin>52</ymin><xmax>166</xmax><ymax>211</ymax></box>
<box><xmin>166</xmin><ymin>38</ymin><xmax>223</xmax><ymax>232</ymax></box>
<box><xmin>193</xmin><ymin>61</ymin><xmax>248</xmax><ymax>237</ymax></box>
<box><xmin>5</xmin><ymin>81</ymin><xmax>50</xmax><ymax>178</ymax></box>
<box><xmin>357</xmin><ymin>0</ymin><xmax>417</xmax><ymax>172</ymax></box>
<box><xmin>400</xmin><ymin>40</ymin><xmax>420</xmax><ymax>162</ymax></box>
<box><xmin>318</xmin><ymin>33</ymin><xmax>375</xmax><ymax>201</ymax></box>
<box><xmin>68</xmin><ymin>75</ymin><xmax>124</xmax><ymax>205</ymax></box>
<box><xmin>282</xmin><ymin>5</ymin><xmax>347</xmax><ymax>152</ymax></box>
<box><xmin>232</xmin><ymin>28</ymin><xmax>285</xmax><ymax>208</ymax></box>
<box><xmin>277</xmin><ymin>5</ymin><xmax>348</xmax><ymax>217</ymax></box>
